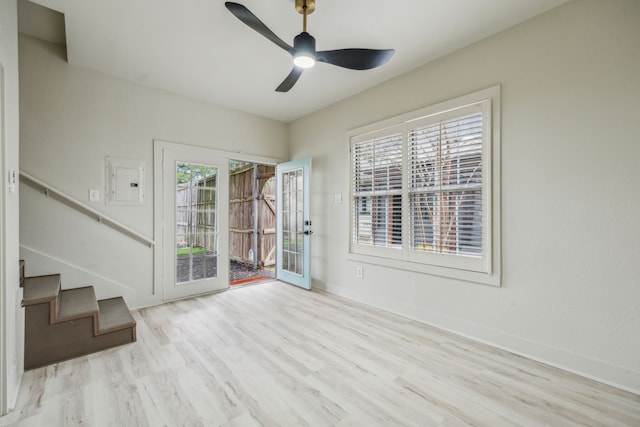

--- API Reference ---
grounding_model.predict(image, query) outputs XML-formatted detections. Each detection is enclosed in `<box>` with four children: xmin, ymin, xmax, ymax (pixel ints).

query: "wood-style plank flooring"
<box><xmin>2</xmin><ymin>281</ymin><xmax>639</xmax><ymax>426</ymax></box>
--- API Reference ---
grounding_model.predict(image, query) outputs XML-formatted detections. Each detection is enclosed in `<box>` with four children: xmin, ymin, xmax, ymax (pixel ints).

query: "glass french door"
<box><xmin>162</xmin><ymin>147</ymin><xmax>229</xmax><ymax>300</ymax></box>
<box><xmin>276</xmin><ymin>158</ymin><xmax>312</xmax><ymax>289</ymax></box>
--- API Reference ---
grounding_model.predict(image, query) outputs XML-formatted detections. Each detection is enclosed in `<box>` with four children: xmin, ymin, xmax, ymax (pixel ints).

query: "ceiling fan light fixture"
<box><xmin>293</xmin><ymin>52</ymin><xmax>315</xmax><ymax>68</ymax></box>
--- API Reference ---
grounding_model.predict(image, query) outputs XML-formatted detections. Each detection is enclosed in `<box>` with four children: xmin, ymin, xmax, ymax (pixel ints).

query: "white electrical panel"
<box><xmin>105</xmin><ymin>157</ymin><xmax>145</xmax><ymax>206</ymax></box>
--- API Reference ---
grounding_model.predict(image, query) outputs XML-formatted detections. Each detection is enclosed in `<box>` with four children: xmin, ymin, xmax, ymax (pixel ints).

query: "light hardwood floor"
<box><xmin>2</xmin><ymin>281</ymin><xmax>639</xmax><ymax>426</ymax></box>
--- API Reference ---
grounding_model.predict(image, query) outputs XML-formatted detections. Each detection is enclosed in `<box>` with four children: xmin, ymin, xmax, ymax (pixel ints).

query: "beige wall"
<box><xmin>289</xmin><ymin>0</ymin><xmax>640</xmax><ymax>393</ymax></box>
<box><xmin>0</xmin><ymin>0</ymin><xmax>23</xmax><ymax>414</ymax></box>
<box><xmin>18</xmin><ymin>35</ymin><xmax>288</xmax><ymax>308</ymax></box>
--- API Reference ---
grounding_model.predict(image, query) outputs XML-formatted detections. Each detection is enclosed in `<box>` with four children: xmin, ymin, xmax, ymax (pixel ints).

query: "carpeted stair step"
<box><xmin>22</xmin><ymin>274</ymin><xmax>61</xmax><ymax>306</ymax></box>
<box><xmin>97</xmin><ymin>297</ymin><xmax>136</xmax><ymax>335</ymax></box>
<box><xmin>56</xmin><ymin>286</ymin><xmax>99</xmax><ymax>322</ymax></box>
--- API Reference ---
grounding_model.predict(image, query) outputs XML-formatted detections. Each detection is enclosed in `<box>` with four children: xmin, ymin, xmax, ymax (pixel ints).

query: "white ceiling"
<box><xmin>23</xmin><ymin>0</ymin><xmax>568</xmax><ymax>123</ymax></box>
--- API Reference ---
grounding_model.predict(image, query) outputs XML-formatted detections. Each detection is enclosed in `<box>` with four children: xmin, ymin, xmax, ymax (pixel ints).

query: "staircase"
<box><xmin>20</xmin><ymin>260</ymin><xmax>137</xmax><ymax>370</ymax></box>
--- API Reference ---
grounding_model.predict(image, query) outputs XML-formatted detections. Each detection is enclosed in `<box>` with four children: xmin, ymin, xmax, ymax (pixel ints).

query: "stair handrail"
<box><xmin>20</xmin><ymin>170</ymin><xmax>155</xmax><ymax>248</ymax></box>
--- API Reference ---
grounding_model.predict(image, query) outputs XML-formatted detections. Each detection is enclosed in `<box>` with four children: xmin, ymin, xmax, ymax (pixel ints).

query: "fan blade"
<box><xmin>276</xmin><ymin>67</ymin><xmax>304</xmax><ymax>92</ymax></box>
<box><xmin>225</xmin><ymin>2</ymin><xmax>293</xmax><ymax>53</ymax></box>
<box><xmin>316</xmin><ymin>49</ymin><xmax>395</xmax><ymax>70</ymax></box>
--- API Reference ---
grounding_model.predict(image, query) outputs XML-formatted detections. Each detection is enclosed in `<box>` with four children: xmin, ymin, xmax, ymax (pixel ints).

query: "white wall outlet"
<box><xmin>333</xmin><ymin>194</ymin><xmax>342</xmax><ymax>204</ymax></box>
<box><xmin>356</xmin><ymin>266</ymin><xmax>364</xmax><ymax>278</ymax></box>
<box><xmin>89</xmin><ymin>189</ymin><xmax>100</xmax><ymax>202</ymax></box>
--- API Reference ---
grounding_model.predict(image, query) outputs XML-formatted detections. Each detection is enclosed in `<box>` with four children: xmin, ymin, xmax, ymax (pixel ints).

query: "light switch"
<box><xmin>333</xmin><ymin>194</ymin><xmax>342</xmax><ymax>204</ymax></box>
<box><xmin>89</xmin><ymin>190</ymin><xmax>100</xmax><ymax>202</ymax></box>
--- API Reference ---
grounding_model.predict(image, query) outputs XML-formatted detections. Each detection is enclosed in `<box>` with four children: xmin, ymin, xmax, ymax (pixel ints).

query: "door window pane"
<box><xmin>176</xmin><ymin>163</ymin><xmax>218</xmax><ymax>283</ymax></box>
<box><xmin>280</xmin><ymin>168</ymin><xmax>305</xmax><ymax>276</ymax></box>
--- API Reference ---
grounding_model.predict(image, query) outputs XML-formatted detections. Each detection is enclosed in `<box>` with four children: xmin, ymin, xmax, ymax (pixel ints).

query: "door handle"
<box><xmin>304</xmin><ymin>230</ymin><xmax>314</xmax><ymax>235</ymax></box>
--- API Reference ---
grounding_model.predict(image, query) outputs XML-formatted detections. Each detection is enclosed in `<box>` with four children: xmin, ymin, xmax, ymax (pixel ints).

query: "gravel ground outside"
<box><xmin>177</xmin><ymin>255</ymin><xmax>274</xmax><ymax>283</ymax></box>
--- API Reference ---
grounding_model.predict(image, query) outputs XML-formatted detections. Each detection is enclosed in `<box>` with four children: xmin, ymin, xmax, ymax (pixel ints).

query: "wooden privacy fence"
<box><xmin>175</xmin><ymin>174</ymin><xmax>217</xmax><ymax>253</ymax></box>
<box><xmin>229</xmin><ymin>164</ymin><xmax>276</xmax><ymax>268</ymax></box>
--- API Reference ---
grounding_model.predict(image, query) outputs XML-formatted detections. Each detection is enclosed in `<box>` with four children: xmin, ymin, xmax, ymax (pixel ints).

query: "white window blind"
<box><xmin>352</xmin><ymin>133</ymin><xmax>403</xmax><ymax>249</ymax></box>
<box><xmin>408</xmin><ymin>111</ymin><xmax>484</xmax><ymax>258</ymax></box>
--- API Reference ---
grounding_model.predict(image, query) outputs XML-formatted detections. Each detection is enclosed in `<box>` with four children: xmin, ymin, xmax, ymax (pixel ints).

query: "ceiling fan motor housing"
<box><xmin>294</xmin><ymin>31</ymin><xmax>316</xmax><ymax>54</ymax></box>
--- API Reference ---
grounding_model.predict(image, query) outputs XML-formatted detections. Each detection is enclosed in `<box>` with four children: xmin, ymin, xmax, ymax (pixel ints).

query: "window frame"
<box><xmin>347</xmin><ymin>86</ymin><xmax>501</xmax><ymax>286</ymax></box>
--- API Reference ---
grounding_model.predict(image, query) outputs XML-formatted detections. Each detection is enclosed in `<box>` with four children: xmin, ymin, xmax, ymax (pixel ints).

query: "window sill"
<box><xmin>346</xmin><ymin>251</ymin><xmax>501</xmax><ymax>287</ymax></box>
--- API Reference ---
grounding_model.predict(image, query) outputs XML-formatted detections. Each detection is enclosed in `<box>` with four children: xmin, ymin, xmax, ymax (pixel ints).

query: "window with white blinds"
<box><xmin>352</xmin><ymin>132</ymin><xmax>403</xmax><ymax>249</ymax></box>
<box><xmin>348</xmin><ymin>87</ymin><xmax>500</xmax><ymax>282</ymax></box>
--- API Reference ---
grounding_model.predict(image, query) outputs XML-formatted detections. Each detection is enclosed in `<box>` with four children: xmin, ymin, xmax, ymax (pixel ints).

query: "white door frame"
<box><xmin>153</xmin><ymin>140</ymin><xmax>281</xmax><ymax>301</ymax></box>
<box><xmin>0</xmin><ymin>62</ymin><xmax>6</xmax><ymax>415</ymax></box>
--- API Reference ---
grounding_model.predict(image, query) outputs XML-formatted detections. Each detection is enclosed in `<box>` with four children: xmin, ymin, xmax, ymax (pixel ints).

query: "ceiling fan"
<box><xmin>225</xmin><ymin>0</ymin><xmax>395</xmax><ymax>92</ymax></box>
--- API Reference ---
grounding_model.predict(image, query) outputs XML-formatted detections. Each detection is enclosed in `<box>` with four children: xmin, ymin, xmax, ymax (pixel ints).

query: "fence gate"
<box><xmin>229</xmin><ymin>163</ymin><xmax>276</xmax><ymax>269</ymax></box>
